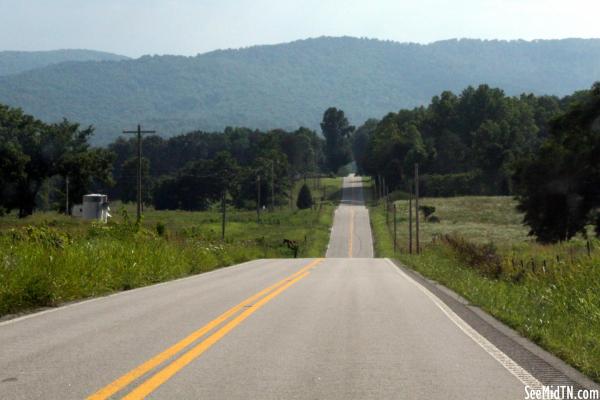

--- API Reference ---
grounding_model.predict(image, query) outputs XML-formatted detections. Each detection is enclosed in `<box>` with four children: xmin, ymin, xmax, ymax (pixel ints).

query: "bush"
<box><xmin>296</xmin><ymin>184</ymin><xmax>313</xmax><ymax>209</ymax></box>
<box><xmin>388</xmin><ymin>190</ymin><xmax>411</xmax><ymax>201</ymax></box>
<box><xmin>428</xmin><ymin>215</ymin><xmax>441</xmax><ymax>223</ymax></box>
<box><xmin>440</xmin><ymin>234</ymin><xmax>502</xmax><ymax>278</ymax></box>
<box><xmin>87</xmin><ymin>210</ymin><xmax>155</xmax><ymax>241</ymax></box>
<box><xmin>7</xmin><ymin>225</ymin><xmax>72</xmax><ymax>248</ymax></box>
<box><xmin>420</xmin><ymin>171</ymin><xmax>482</xmax><ymax>197</ymax></box>
<box><xmin>419</xmin><ymin>205</ymin><xmax>436</xmax><ymax>219</ymax></box>
<box><xmin>156</xmin><ymin>222</ymin><xmax>166</xmax><ymax>237</ymax></box>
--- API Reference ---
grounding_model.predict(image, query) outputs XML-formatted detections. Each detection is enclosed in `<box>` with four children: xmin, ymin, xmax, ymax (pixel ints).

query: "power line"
<box><xmin>122</xmin><ymin>124</ymin><xmax>156</xmax><ymax>222</ymax></box>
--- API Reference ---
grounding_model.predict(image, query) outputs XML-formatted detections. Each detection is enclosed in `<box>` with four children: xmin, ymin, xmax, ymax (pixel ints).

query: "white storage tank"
<box><xmin>81</xmin><ymin>194</ymin><xmax>111</xmax><ymax>222</ymax></box>
<box><xmin>71</xmin><ymin>204</ymin><xmax>83</xmax><ymax>217</ymax></box>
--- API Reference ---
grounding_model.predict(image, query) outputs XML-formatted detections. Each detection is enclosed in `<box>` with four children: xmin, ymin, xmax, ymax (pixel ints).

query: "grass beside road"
<box><xmin>369</xmin><ymin>195</ymin><xmax>600</xmax><ymax>382</ymax></box>
<box><xmin>0</xmin><ymin>177</ymin><xmax>341</xmax><ymax>318</ymax></box>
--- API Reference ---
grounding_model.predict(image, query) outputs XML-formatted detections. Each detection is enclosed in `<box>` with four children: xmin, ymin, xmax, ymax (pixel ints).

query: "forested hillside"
<box><xmin>1</xmin><ymin>37</ymin><xmax>599</xmax><ymax>144</ymax></box>
<box><xmin>0</xmin><ymin>49</ymin><xmax>128</xmax><ymax>76</ymax></box>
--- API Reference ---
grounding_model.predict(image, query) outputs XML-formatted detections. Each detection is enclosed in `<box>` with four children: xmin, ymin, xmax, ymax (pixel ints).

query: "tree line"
<box><xmin>109</xmin><ymin>127</ymin><xmax>325</xmax><ymax>211</ymax></box>
<box><xmin>3</xmin><ymin>81</ymin><xmax>598</xmax><ymax>243</ymax></box>
<box><xmin>0</xmin><ymin>105</ymin><xmax>353</xmax><ymax>216</ymax></box>
<box><xmin>107</xmin><ymin>108</ymin><xmax>354</xmax><ymax>211</ymax></box>
<box><xmin>353</xmin><ymin>83</ymin><xmax>600</xmax><ymax>243</ymax></box>
<box><xmin>0</xmin><ymin>104</ymin><xmax>113</xmax><ymax>217</ymax></box>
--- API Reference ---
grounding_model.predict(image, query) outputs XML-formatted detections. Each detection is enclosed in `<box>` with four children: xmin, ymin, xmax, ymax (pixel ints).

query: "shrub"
<box><xmin>419</xmin><ymin>205</ymin><xmax>436</xmax><ymax>219</ymax></box>
<box><xmin>22</xmin><ymin>274</ymin><xmax>54</xmax><ymax>306</ymax></box>
<box><xmin>7</xmin><ymin>225</ymin><xmax>72</xmax><ymax>248</ymax></box>
<box><xmin>296</xmin><ymin>184</ymin><xmax>313</xmax><ymax>209</ymax></box>
<box><xmin>156</xmin><ymin>222</ymin><xmax>166</xmax><ymax>237</ymax></box>
<box><xmin>420</xmin><ymin>171</ymin><xmax>482</xmax><ymax>197</ymax></box>
<box><xmin>388</xmin><ymin>190</ymin><xmax>411</xmax><ymax>201</ymax></box>
<box><xmin>440</xmin><ymin>234</ymin><xmax>502</xmax><ymax>278</ymax></box>
<box><xmin>87</xmin><ymin>211</ymin><xmax>155</xmax><ymax>241</ymax></box>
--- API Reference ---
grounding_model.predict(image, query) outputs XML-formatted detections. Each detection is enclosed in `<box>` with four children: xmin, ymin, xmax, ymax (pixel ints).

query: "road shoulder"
<box><xmin>386</xmin><ymin>258</ymin><xmax>600</xmax><ymax>391</ymax></box>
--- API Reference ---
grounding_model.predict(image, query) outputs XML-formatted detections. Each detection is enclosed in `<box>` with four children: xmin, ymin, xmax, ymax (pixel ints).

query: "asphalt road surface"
<box><xmin>326</xmin><ymin>175</ymin><xmax>373</xmax><ymax>258</ymax></box>
<box><xmin>0</xmin><ymin>176</ymin><xmax>588</xmax><ymax>399</ymax></box>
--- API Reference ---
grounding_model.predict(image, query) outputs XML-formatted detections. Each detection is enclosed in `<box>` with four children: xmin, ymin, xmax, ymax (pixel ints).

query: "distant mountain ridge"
<box><xmin>0</xmin><ymin>49</ymin><xmax>129</xmax><ymax>76</ymax></box>
<box><xmin>0</xmin><ymin>37</ymin><xmax>599</xmax><ymax>144</ymax></box>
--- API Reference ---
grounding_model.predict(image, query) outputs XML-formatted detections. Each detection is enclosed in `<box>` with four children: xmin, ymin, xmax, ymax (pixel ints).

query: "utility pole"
<box><xmin>65</xmin><ymin>176</ymin><xmax>69</xmax><ymax>215</ymax></box>
<box><xmin>221</xmin><ymin>191</ymin><xmax>226</xmax><ymax>239</ymax></box>
<box><xmin>384</xmin><ymin>177</ymin><xmax>389</xmax><ymax>225</ymax></box>
<box><xmin>65</xmin><ymin>175</ymin><xmax>71</xmax><ymax>215</ymax></box>
<box><xmin>289</xmin><ymin>175</ymin><xmax>294</xmax><ymax>210</ymax></box>
<box><xmin>393</xmin><ymin>203</ymin><xmax>397</xmax><ymax>253</ymax></box>
<box><xmin>372</xmin><ymin>177</ymin><xmax>377</xmax><ymax>202</ymax></box>
<box><xmin>415</xmin><ymin>163</ymin><xmax>420</xmax><ymax>254</ymax></box>
<box><xmin>257</xmin><ymin>174</ymin><xmax>261</xmax><ymax>223</ymax></box>
<box><xmin>314</xmin><ymin>151</ymin><xmax>320</xmax><ymax>189</ymax></box>
<box><xmin>409</xmin><ymin>188</ymin><xmax>413</xmax><ymax>255</ymax></box>
<box><xmin>313</xmin><ymin>152</ymin><xmax>317</xmax><ymax>191</ymax></box>
<box><xmin>271</xmin><ymin>161</ymin><xmax>275</xmax><ymax>212</ymax></box>
<box><xmin>123</xmin><ymin>124</ymin><xmax>155</xmax><ymax>222</ymax></box>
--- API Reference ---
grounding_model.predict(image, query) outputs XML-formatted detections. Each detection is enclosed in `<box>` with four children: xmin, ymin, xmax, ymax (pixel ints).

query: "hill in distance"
<box><xmin>0</xmin><ymin>49</ymin><xmax>129</xmax><ymax>77</ymax></box>
<box><xmin>0</xmin><ymin>37</ymin><xmax>599</xmax><ymax>145</ymax></box>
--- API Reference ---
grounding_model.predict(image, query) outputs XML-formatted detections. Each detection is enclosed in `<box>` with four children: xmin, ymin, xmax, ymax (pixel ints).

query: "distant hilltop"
<box><xmin>0</xmin><ymin>49</ymin><xmax>129</xmax><ymax>76</ymax></box>
<box><xmin>0</xmin><ymin>37</ymin><xmax>599</xmax><ymax>144</ymax></box>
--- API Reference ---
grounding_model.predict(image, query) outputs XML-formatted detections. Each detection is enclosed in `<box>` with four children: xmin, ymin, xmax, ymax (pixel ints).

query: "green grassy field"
<box><xmin>0</xmin><ymin>177</ymin><xmax>342</xmax><ymax>318</ymax></box>
<box><xmin>369</xmin><ymin>193</ymin><xmax>600</xmax><ymax>382</ymax></box>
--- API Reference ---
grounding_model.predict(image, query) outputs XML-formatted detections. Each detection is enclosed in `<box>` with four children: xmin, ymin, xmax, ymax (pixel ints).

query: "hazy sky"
<box><xmin>1</xmin><ymin>0</ymin><xmax>599</xmax><ymax>57</ymax></box>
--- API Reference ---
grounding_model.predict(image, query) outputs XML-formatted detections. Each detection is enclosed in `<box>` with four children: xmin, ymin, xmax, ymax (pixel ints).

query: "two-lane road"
<box><xmin>0</xmin><ymin>176</ymin><xmax>591</xmax><ymax>399</ymax></box>
<box><xmin>326</xmin><ymin>175</ymin><xmax>373</xmax><ymax>258</ymax></box>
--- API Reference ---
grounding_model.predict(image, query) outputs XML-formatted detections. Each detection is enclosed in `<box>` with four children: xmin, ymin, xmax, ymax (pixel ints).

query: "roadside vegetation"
<box><xmin>369</xmin><ymin>194</ymin><xmax>600</xmax><ymax>382</ymax></box>
<box><xmin>362</xmin><ymin>81</ymin><xmax>600</xmax><ymax>381</ymax></box>
<box><xmin>0</xmin><ymin>177</ymin><xmax>341</xmax><ymax>318</ymax></box>
<box><xmin>356</xmin><ymin>82</ymin><xmax>600</xmax><ymax>242</ymax></box>
<box><xmin>0</xmin><ymin>99</ymin><xmax>351</xmax><ymax>318</ymax></box>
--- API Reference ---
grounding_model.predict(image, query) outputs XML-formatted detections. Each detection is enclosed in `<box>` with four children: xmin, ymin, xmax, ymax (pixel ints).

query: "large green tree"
<box><xmin>321</xmin><ymin>108</ymin><xmax>354</xmax><ymax>173</ymax></box>
<box><xmin>352</xmin><ymin>119</ymin><xmax>378</xmax><ymax>175</ymax></box>
<box><xmin>0</xmin><ymin>105</ymin><xmax>113</xmax><ymax>217</ymax></box>
<box><xmin>362</xmin><ymin>111</ymin><xmax>428</xmax><ymax>190</ymax></box>
<box><xmin>514</xmin><ymin>83</ymin><xmax>600</xmax><ymax>242</ymax></box>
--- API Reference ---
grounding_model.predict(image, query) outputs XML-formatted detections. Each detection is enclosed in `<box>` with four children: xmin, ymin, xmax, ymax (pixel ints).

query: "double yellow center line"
<box><xmin>348</xmin><ymin>180</ymin><xmax>356</xmax><ymax>258</ymax></box>
<box><xmin>348</xmin><ymin>208</ymin><xmax>354</xmax><ymax>258</ymax></box>
<box><xmin>88</xmin><ymin>258</ymin><xmax>323</xmax><ymax>400</ymax></box>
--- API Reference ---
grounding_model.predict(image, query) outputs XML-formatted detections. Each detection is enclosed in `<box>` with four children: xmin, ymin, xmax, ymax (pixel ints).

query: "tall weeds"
<box><xmin>0</xmin><ymin>206</ymin><xmax>335</xmax><ymax>317</ymax></box>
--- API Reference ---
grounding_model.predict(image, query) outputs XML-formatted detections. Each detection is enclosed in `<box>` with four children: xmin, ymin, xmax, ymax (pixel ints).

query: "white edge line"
<box><xmin>364</xmin><ymin>208</ymin><xmax>375</xmax><ymax>258</ymax></box>
<box><xmin>0</xmin><ymin>258</ymin><xmax>271</xmax><ymax>327</ymax></box>
<box><xmin>385</xmin><ymin>258</ymin><xmax>542</xmax><ymax>390</ymax></box>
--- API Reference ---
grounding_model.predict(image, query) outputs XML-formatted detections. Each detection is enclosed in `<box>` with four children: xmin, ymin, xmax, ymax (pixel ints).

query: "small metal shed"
<box><xmin>73</xmin><ymin>194</ymin><xmax>111</xmax><ymax>222</ymax></box>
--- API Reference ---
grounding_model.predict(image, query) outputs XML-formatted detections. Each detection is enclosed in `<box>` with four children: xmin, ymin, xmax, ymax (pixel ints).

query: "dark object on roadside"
<box><xmin>428</xmin><ymin>215</ymin><xmax>441</xmax><ymax>223</ymax></box>
<box><xmin>283</xmin><ymin>239</ymin><xmax>299</xmax><ymax>258</ymax></box>
<box><xmin>419</xmin><ymin>205</ymin><xmax>436</xmax><ymax>219</ymax></box>
<box><xmin>514</xmin><ymin>83</ymin><xmax>600</xmax><ymax>243</ymax></box>
<box><xmin>440</xmin><ymin>234</ymin><xmax>502</xmax><ymax>278</ymax></box>
<box><xmin>297</xmin><ymin>184</ymin><xmax>313</xmax><ymax>209</ymax></box>
<box><xmin>156</xmin><ymin>222</ymin><xmax>166</xmax><ymax>237</ymax></box>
